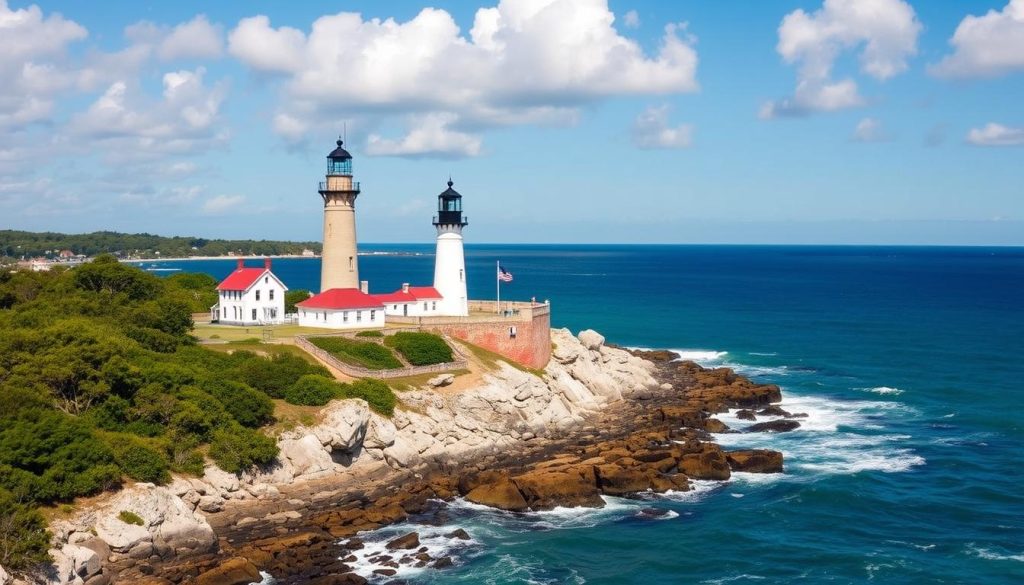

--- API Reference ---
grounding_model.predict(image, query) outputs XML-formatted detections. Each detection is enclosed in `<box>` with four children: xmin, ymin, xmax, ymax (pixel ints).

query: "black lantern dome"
<box><xmin>433</xmin><ymin>179</ymin><xmax>468</xmax><ymax>227</ymax></box>
<box><xmin>327</xmin><ymin>139</ymin><xmax>353</xmax><ymax>175</ymax></box>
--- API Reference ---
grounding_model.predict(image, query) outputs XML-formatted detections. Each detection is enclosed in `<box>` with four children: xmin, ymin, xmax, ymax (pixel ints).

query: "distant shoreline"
<box><xmin>123</xmin><ymin>254</ymin><xmax>318</xmax><ymax>263</ymax></box>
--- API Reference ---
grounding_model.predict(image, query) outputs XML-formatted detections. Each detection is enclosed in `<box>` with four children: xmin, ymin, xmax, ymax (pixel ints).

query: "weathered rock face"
<box><xmin>194</xmin><ymin>557</ymin><xmax>260</xmax><ymax>585</ymax></box>
<box><xmin>577</xmin><ymin>329</ymin><xmax>605</xmax><ymax>351</ymax></box>
<box><xmin>513</xmin><ymin>466</ymin><xmax>604</xmax><ymax>510</ymax></box>
<box><xmin>0</xmin><ymin>564</ymin><xmax>9</xmax><ymax>585</ymax></box>
<box><xmin>465</xmin><ymin>476</ymin><xmax>529</xmax><ymax>512</ymax></box>
<box><xmin>725</xmin><ymin>450</ymin><xmax>784</xmax><ymax>473</ymax></box>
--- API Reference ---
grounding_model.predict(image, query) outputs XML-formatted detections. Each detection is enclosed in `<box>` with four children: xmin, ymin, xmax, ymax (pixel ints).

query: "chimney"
<box><xmin>236</xmin><ymin>258</ymin><xmax>245</xmax><ymax>270</ymax></box>
<box><xmin>264</xmin><ymin>257</ymin><xmax>272</xmax><ymax>270</ymax></box>
<box><xmin>360</xmin><ymin>280</ymin><xmax>369</xmax><ymax>294</ymax></box>
<box><xmin>402</xmin><ymin>283</ymin><xmax>409</xmax><ymax>293</ymax></box>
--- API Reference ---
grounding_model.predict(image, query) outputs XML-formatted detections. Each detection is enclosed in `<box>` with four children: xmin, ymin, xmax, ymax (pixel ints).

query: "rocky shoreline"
<box><xmin>18</xmin><ymin>330</ymin><xmax>797</xmax><ymax>585</ymax></box>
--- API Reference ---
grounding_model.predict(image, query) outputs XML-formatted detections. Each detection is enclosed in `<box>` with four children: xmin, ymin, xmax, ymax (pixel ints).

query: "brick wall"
<box><xmin>427</xmin><ymin>308</ymin><xmax>551</xmax><ymax>369</ymax></box>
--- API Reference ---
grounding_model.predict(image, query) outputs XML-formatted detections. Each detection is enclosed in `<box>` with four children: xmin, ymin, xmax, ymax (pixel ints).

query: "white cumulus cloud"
<box><xmin>228</xmin><ymin>0</ymin><xmax>699</xmax><ymax>157</ymax></box>
<box><xmin>631</xmin><ymin>105</ymin><xmax>692</xmax><ymax>149</ymax></box>
<box><xmin>624</xmin><ymin>10</ymin><xmax>640</xmax><ymax>29</ymax></box>
<box><xmin>966</xmin><ymin>123</ymin><xmax>1024</xmax><ymax>146</ymax></box>
<box><xmin>202</xmin><ymin>194</ymin><xmax>245</xmax><ymax>215</ymax></box>
<box><xmin>366</xmin><ymin>114</ymin><xmax>483</xmax><ymax>159</ymax></box>
<box><xmin>851</xmin><ymin>117</ymin><xmax>888</xmax><ymax>142</ymax></box>
<box><xmin>930</xmin><ymin>0</ymin><xmax>1024</xmax><ymax>79</ymax></box>
<box><xmin>762</xmin><ymin>0</ymin><xmax>921</xmax><ymax>118</ymax></box>
<box><xmin>0</xmin><ymin>0</ymin><xmax>87</xmax><ymax>130</ymax></box>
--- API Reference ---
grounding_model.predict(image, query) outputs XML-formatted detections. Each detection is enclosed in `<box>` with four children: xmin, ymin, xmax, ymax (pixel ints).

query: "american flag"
<box><xmin>498</xmin><ymin>265</ymin><xmax>513</xmax><ymax>282</ymax></box>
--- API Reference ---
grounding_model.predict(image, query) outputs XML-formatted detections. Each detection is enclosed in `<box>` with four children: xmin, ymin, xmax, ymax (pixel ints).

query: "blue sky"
<box><xmin>1</xmin><ymin>0</ymin><xmax>1022</xmax><ymax>244</ymax></box>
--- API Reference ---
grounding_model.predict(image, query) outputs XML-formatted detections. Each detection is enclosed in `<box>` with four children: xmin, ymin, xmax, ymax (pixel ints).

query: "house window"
<box><xmin>370</xmin><ymin>310</ymin><xmax>376</xmax><ymax>320</ymax></box>
<box><xmin>252</xmin><ymin>308</ymin><xmax>257</xmax><ymax>320</ymax></box>
<box><xmin>423</xmin><ymin>302</ymin><xmax>428</xmax><ymax>311</ymax></box>
<box><xmin>265</xmin><ymin>276</ymin><xmax>269</xmax><ymax>284</ymax></box>
<box><xmin>460</xmin><ymin>269</ymin><xmax>464</xmax><ymax>282</ymax></box>
<box><xmin>270</xmin><ymin>290</ymin><xmax>275</xmax><ymax>301</ymax></box>
<box><xmin>349</xmin><ymin>256</ymin><xmax>354</xmax><ymax>270</ymax></box>
<box><xmin>255</xmin><ymin>290</ymin><xmax>261</xmax><ymax>301</ymax></box>
<box><xmin>432</xmin><ymin>301</ymin><xmax>436</xmax><ymax>310</ymax></box>
<box><xmin>356</xmin><ymin>311</ymin><xmax>362</xmax><ymax>322</ymax></box>
<box><xmin>343</xmin><ymin>311</ymin><xmax>349</xmax><ymax>323</ymax></box>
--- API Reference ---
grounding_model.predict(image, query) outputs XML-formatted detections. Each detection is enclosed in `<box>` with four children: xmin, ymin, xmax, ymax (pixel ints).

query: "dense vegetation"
<box><xmin>284</xmin><ymin>289</ymin><xmax>311</xmax><ymax>313</ymax></box>
<box><xmin>0</xmin><ymin>258</ymin><xmax>334</xmax><ymax>570</ymax></box>
<box><xmin>282</xmin><ymin>375</ymin><xmax>396</xmax><ymax>415</ymax></box>
<box><xmin>0</xmin><ymin>229</ymin><xmax>320</xmax><ymax>262</ymax></box>
<box><xmin>309</xmin><ymin>337</ymin><xmax>403</xmax><ymax>370</ymax></box>
<box><xmin>384</xmin><ymin>332</ymin><xmax>454</xmax><ymax>366</ymax></box>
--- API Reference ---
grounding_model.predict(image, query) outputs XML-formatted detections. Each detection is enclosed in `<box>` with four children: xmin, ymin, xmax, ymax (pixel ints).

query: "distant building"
<box><xmin>212</xmin><ymin>258</ymin><xmax>287</xmax><ymax>325</ymax></box>
<box><xmin>302</xmin><ymin>248</ymin><xmax>316</xmax><ymax>257</ymax></box>
<box><xmin>296</xmin><ymin>287</ymin><xmax>384</xmax><ymax>329</ymax></box>
<box><xmin>58</xmin><ymin>249</ymin><xmax>74</xmax><ymax>259</ymax></box>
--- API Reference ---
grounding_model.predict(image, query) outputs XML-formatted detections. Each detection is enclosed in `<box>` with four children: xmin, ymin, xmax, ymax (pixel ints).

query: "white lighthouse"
<box><xmin>432</xmin><ymin>179</ymin><xmax>469</xmax><ymax>316</ymax></box>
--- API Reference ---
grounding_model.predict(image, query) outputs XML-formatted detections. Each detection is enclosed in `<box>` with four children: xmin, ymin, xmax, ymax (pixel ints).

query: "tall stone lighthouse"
<box><xmin>318</xmin><ymin>140</ymin><xmax>361</xmax><ymax>292</ymax></box>
<box><xmin>432</xmin><ymin>179</ymin><xmax>469</xmax><ymax>316</ymax></box>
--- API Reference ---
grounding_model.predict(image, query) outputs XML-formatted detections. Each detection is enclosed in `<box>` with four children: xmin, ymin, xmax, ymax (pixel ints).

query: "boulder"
<box><xmin>385</xmin><ymin>532</ymin><xmax>420</xmax><ymax>550</ymax></box>
<box><xmin>756</xmin><ymin>405</ymin><xmax>791</xmax><ymax>417</ymax></box>
<box><xmin>577</xmin><ymin>330</ymin><xmax>605</xmax><ymax>351</ymax></box>
<box><xmin>735</xmin><ymin>409</ymin><xmax>757</xmax><ymax>421</ymax></box>
<box><xmin>746</xmin><ymin>420</ymin><xmax>800</xmax><ymax>433</ymax></box>
<box><xmin>677</xmin><ymin>446</ymin><xmax>731</xmax><ymax>481</ymax></box>
<box><xmin>512</xmin><ymin>466</ymin><xmax>604</xmax><ymax>510</ymax></box>
<box><xmin>314</xmin><ymin>400</ymin><xmax>371</xmax><ymax>452</ymax></box>
<box><xmin>364</xmin><ymin>417</ymin><xmax>397</xmax><ymax>450</ymax></box>
<box><xmin>62</xmin><ymin>544</ymin><xmax>102</xmax><ymax>581</ymax></box>
<box><xmin>194</xmin><ymin>557</ymin><xmax>260</xmax><ymax>585</ymax></box>
<box><xmin>725</xmin><ymin>450</ymin><xmax>784</xmax><ymax>473</ymax></box>
<box><xmin>446</xmin><ymin>529</ymin><xmax>470</xmax><ymax>540</ymax></box>
<box><xmin>594</xmin><ymin>464</ymin><xmax>655</xmax><ymax>496</ymax></box>
<box><xmin>703</xmin><ymin>418</ymin><xmax>730</xmax><ymax>433</ymax></box>
<box><xmin>465</xmin><ymin>477</ymin><xmax>529</xmax><ymax>512</ymax></box>
<box><xmin>202</xmin><ymin>465</ymin><xmax>240</xmax><ymax>496</ymax></box>
<box><xmin>94</xmin><ymin>484</ymin><xmax>216</xmax><ymax>555</ymax></box>
<box><xmin>0</xmin><ymin>565</ymin><xmax>8</xmax><ymax>585</ymax></box>
<box><xmin>428</xmin><ymin>374</ymin><xmax>455</xmax><ymax>388</ymax></box>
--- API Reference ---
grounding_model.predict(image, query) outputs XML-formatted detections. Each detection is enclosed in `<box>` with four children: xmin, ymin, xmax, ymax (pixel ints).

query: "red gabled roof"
<box><xmin>217</xmin><ymin>268</ymin><xmax>266</xmax><ymax>291</ymax></box>
<box><xmin>297</xmin><ymin>288</ymin><xmax>384</xmax><ymax>310</ymax></box>
<box><xmin>407</xmin><ymin>286</ymin><xmax>442</xmax><ymax>299</ymax></box>
<box><xmin>372</xmin><ymin>291</ymin><xmax>416</xmax><ymax>304</ymax></box>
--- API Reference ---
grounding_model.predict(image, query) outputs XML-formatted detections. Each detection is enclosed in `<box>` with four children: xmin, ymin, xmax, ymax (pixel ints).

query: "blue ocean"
<box><xmin>144</xmin><ymin>245</ymin><xmax>1024</xmax><ymax>584</ymax></box>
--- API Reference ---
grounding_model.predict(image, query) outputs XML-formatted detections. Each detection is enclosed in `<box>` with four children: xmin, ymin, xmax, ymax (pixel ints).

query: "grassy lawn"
<box><xmin>192</xmin><ymin>322</ymin><xmax>329</xmax><ymax>342</ymax></box>
<box><xmin>308</xmin><ymin>336</ymin><xmax>403</xmax><ymax>370</ymax></box>
<box><xmin>201</xmin><ymin>341</ymin><xmax>323</xmax><ymax>365</ymax></box>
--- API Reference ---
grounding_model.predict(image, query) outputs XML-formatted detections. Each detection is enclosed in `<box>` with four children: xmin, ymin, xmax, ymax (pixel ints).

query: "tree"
<box><xmin>0</xmin><ymin>489</ymin><xmax>50</xmax><ymax>570</ymax></box>
<box><xmin>285</xmin><ymin>289</ymin><xmax>311</xmax><ymax>313</ymax></box>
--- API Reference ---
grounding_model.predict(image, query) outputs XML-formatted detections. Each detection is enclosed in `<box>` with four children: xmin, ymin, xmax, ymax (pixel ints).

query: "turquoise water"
<box><xmin>147</xmin><ymin>245</ymin><xmax>1024</xmax><ymax>584</ymax></box>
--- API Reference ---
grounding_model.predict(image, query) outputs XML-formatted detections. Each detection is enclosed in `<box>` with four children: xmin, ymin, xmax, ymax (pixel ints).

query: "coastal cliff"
<box><xmin>25</xmin><ymin>329</ymin><xmax>787</xmax><ymax>585</ymax></box>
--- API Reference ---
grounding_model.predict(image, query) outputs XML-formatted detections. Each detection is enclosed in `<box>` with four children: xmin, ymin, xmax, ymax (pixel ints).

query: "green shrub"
<box><xmin>0</xmin><ymin>489</ymin><xmax>51</xmax><ymax>570</ymax></box>
<box><xmin>204</xmin><ymin>380</ymin><xmax>274</xmax><ymax>427</ymax></box>
<box><xmin>355</xmin><ymin>330</ymin><xmax>383</xmax><ymax>338</ymax></box>
<box><xmin>284</xmin><ymin>375</ymin><xmax>341</xmax><ymax>406</ymax></box>
<box><xmin>237</xmin><ymin>353</ymin><xmax>330</xmax><ymax>398</ymax></box>
<box><xmin>309</xmin><ymin>337</ymin><xmax>402</xmax><ymax>369</ymax></box>
<box><xmin>108</xmin><ymin>436</ymin><xmax>170</xmax><ymax>484</ymax></box>
<box><xmin>208</xmin><ymin>424</ymin><xmax>278</xmax><ymax>474</ymax></box>
<box><xmin>341</xmin><ymin>379</ymin><xmax>396</xmax><ymax>416</ymax></box>
<box><xmin>117</xmin><ymin>510</ymin><xmax>144</xmax><ymax>526</ymax></box>
<box><xmin>384</xmin><ymin>332</ymin><xmax>453</xmax><ymax>366</ymax></box>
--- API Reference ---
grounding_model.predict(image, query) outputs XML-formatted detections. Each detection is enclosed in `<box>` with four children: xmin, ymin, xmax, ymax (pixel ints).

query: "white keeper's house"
<box><xmin>212</xmin><ymin>258</ymin><xmax>287</xmax><ymax>325</ymax></box>
<box><xmin>374</xmin><ymin>284</ymin><xmax>445</xmax><ymax>317</ymax></box>
<box><xmin>296</xmin><ymin>287</ymin><xmax>385</xmax><ymax>329</ymax></box>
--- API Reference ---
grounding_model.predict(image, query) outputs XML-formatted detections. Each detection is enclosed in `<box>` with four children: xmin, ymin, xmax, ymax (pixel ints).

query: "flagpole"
<box><xmin>496</xmin><ymin>260</ymin><xmax>500</xmax><ymax>313</ymax></box>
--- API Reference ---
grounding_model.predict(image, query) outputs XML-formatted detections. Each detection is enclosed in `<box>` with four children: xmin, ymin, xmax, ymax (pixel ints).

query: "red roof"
<box><xmin>373</xmin><ymin>291</ymin><xmax>416</xmax><ymax>304</ymax></box>
<box><xmin>297</xmin><ymin>288</ymin><xmax>384</xmax><ymax>310</ymax></box>
<box><xmin>407</xmin><ymin>286</ymin><xmax>442</xmax><ymax>299</ymax></box>
<box><xmin>217</xmin><ymin>268</ymin><xmax>267</xmax><ymax>291</ymax></box>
